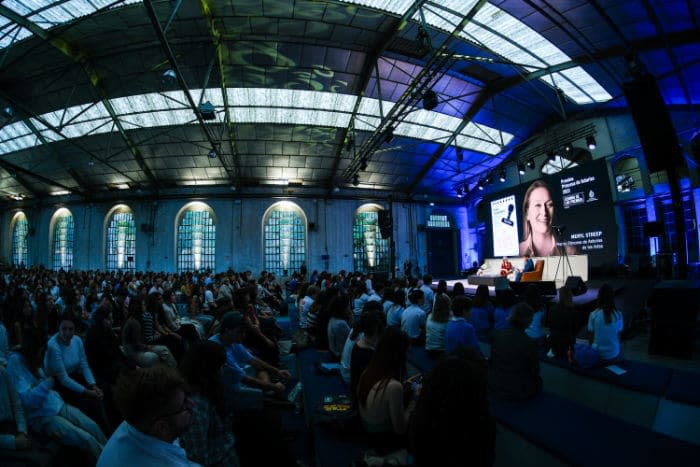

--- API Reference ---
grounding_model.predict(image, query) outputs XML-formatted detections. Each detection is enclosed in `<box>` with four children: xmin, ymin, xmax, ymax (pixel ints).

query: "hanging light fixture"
<box><xmin>517</xmin><ymin>162</ymin><xmax>526</xmax><ymax>175</ymax></box>
<box><xmin>586</xmin><ymin>135</ymin><xmax>597</xmax><ymax>150</ymax></box>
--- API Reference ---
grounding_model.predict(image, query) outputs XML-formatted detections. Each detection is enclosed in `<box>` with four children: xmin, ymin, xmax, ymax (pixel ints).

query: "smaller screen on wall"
<box><xmin>490</xmin><ymin>195</ymin><xmax>519</xmax><ymax>257</ymax></box>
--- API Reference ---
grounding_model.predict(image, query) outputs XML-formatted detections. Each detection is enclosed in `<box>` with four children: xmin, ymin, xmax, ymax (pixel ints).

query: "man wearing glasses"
<box><xmin>97</xmin><ymin>366</ymin><xmax>200</xmax><ymax>466</ymax></box>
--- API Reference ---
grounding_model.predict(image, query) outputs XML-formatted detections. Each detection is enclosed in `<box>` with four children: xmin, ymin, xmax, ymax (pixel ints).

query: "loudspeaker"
<box><xmin>308</xmin><ymin>222</ymin><xmax>317</xmax><ymax>232</ymax></box>
<box><xmin>378</xmin><ymin>210</ymin><xmax>392</xmax><ymax>239</ymax></box>
<box><xmin>622</xmin><ymin>74</ymin><xmax>683</xmax><ymax>173</ymax></box>
<box><xmin>648</xmin><ymin>280</ymin><xmax>700</xmax><ymax>358</ymax></box>
<box><xmin>564</xmin><ymin>276</ymin><xmax>587</xmax><ymax>296</ymax></box>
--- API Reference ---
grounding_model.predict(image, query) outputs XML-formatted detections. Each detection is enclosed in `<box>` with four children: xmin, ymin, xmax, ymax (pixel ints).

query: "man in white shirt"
<box><xmin>401</xmin><ymin>289</ymin><xmax>427</xmax><ymax>343</ymax></box>
<box><xmin>98</xmin><ymin>366</ymin><xmax>200</xmax><ymax>467</ymax></box>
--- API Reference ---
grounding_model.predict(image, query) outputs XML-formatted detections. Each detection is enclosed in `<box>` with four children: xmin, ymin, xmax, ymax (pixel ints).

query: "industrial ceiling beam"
<box><xmin>0</xmin><ymin>4</ymin><xmax>159</xmax><ymax>189</ymax></box>
<box><xmin>324</xmin><ymin>0</ymin><xmax>429</xmax><ymax>196</ymax></box>
<box><xmin>339</xmin><ymin>0</ymin><xmax>489</xmax><ymax>184</ymax></box>
<box><xmin>199</xmin><ymin>0</ymin><xmax>242</xmax><ymax>189</ymax></box>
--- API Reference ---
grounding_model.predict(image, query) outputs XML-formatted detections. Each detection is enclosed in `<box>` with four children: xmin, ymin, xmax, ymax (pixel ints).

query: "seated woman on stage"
<box><xmin>499</xmin><ymin>257</ymin><xmax>513</xmax><ymax>278</ymax></box>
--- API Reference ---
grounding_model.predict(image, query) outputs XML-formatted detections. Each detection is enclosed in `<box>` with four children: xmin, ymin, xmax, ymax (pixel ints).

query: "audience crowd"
<box><xmin>0</xmin><ymin>264</ymin><xmax>623</xmax><ymax>466</ymax></box>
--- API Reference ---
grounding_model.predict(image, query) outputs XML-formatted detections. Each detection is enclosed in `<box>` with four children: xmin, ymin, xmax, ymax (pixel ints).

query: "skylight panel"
<box><xmin>0</xmin><ymin>23</ymin><xmax>33</xmax><ymax>49</ymax></box>
<box><xmin>339</xmin><ymin>0</ymin><xmax>414</xmax><ymax>15</ymax></box>
<box><xmin>0</xmin><ymin>122</ymin><xmax>35</xmax><ymax>155</ymax></box>
<box><xmin>61</xmin><ymin>118</ymin><xmax>112</xmax><ymax>138</ymax></box>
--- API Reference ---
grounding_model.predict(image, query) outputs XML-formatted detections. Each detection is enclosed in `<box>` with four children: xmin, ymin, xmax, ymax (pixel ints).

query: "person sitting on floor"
<box><xmin>357</xmin><ymin>327</ymin><xmax>416</xmax><ymax>453</ymax></box>
<box><xmin>587</xmin><ymin>283</ymin><xmax>623</xmax><ymax>362</ymax></box>
<box><xmin>469</xmin><ymin>284</ymin><xmax>494</xmax><ymax>340</ymax></box>
<box><xmin>425</xmin><ymin>293</ymin><xmax>450</xmax><ymax>357</ymax></box>
<box><xmin>209</xmin><ymin>312</ymin><xmax>291</xmax><ymax>411</ymax></box>
<box><xmin>179</xmin><ymin>341</ymin><xmax>240</xmax><ymax>467</ymax></box>
<box><xmin>493</xmin><ymin>288</ymin><xmax>517</xmax><ymax>331</ymax></box>
<box><xmin>445</xmin><ymin>295</ymin><xmax>481</xmax><ymax>357</ymax></box>
<box><xmin>44</xmin><ymin>311</ymin><xmax>110</xmax><ymax>434</ymax></box>
<box><xmin>97</xmin><ymin>366</ymin><xmax>198</xmax><ymax>467</ymax></box>
<box><xmin>350</xmin><ymin>302</ymin><xmax>387</xmax><ymax>400</ymax></box>
<box><xmin>547</xmin><ymin>287</ymin><xmax>576</xmax><ymax>360</ymax></box>
<box><xmin>488</xmin><ymin>303</ymin><xmax>542</xmax><ymax>401</ymax></box>
<box><xmin>401</xmin><ymin>289</ymin><xmax>427</xmax><ymax>344</ymax></box>
<box><xmin>409</xmin><ymin>348</ymin><xmax>495</xmax><ymax>467</ymax></box>
<box><xmin>0</xmin><ymin>367</ymin><xmax>53</xmax><ymax>467</ymax></box>
<box><xmin>7</xmin><ymin>327</ymin><xmax>106</xmax><ymax>463</ymax></box>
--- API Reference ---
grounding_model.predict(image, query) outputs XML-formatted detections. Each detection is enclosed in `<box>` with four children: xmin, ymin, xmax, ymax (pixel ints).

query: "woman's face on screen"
<box><xmin>527</xmin><ymin>187</ymin><xmax>554</xmax><ymax>235</ymax></box>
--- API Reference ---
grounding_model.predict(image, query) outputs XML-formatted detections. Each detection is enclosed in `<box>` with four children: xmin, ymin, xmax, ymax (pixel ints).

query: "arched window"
<box><xmin>263</xmin><ymin>201</ymin><xmax>306</xmax><ymax>276</ymax></box>
<box><xmin>51</xmin><ymin>209</ymin><xmax>74</xmax><ymax>270</ymax></box>
<box><xmin>353</xmin><ymin>204</ymin><xmax>390</xmax><ymax>273</ymax></box>
<box><xmin>106</xmin><ymin>205</ymin><xmax>136</xmax><ymax>272</ymax></box>
<box><xmin>11</xmin><ymin>212</ymin><xmax>29</xmax><ymax>267</ymax></box>
<box><xmin>176</xmin><ymin>202</ymin><xmax>216</xmax><ymax>273</ymax></box>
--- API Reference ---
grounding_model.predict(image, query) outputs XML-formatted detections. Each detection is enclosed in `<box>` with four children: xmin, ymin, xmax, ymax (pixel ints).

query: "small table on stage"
<box><xmin>468</xmin><ymin>275</ymin><xmax>503</xmax><ymax>286</ymax></box>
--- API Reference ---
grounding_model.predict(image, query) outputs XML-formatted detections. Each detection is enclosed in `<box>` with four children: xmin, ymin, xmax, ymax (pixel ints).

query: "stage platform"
<box><xmin>434</xmin><ymin>277</ymin><xmax>600</xmax><ymax>307</ymax></box>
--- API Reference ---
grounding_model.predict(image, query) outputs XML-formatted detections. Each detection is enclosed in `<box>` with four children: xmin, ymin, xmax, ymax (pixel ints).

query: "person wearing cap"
<box><xmin>209</xmin><ymin>312</ymin><xmax>291</xmax><ymax>410</ymax></box>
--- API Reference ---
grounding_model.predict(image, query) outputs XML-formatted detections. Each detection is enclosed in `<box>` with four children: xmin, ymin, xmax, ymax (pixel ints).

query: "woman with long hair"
<box><xmin>357</xmin><ymin>327</ymin><xmax>413</xmax><ymax>450</ymax></box>
<box><xmin>326</xmin><ymin>294</ymin><xmax>352</xmax><ymax>360</ymax></box>
<box><xmin>469</xmin><ymin>284</ymin><xmax>493</xmax><ymax>339</ymax></box>
<box><xmin>7</xmin><ymin>327</ymin><xmax>106</xmax><ymax>462</ymax></box>
<box><xmin>587</xmin><ymin>283</ymin><xmax>623</xmax><ymax>361</ymax></box>
<box><xmin>548</xmin><ymin>287</ymin><xmax>576</xmax><ymax>359</ymax></box>
<box><xmin>410</xmin><ymin>348</ymin><xmax>495</xmax><ymax>467</ymax></box>
<box><xmin>425</xmin><ymin>293</ymin><xmax>451</xmax><ymax>356</ymax></box>
<box><xmin>179</xmin><ymin>341</ymin><xmax>240</xmax><ymax>467</ymax></box>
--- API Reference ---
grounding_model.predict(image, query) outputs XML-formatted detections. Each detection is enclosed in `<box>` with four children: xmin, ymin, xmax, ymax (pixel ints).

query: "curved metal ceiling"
<box><xmin>0</xmin><ymin>0</ymin><xmax>697</xmax><ymax>203</ymax></box>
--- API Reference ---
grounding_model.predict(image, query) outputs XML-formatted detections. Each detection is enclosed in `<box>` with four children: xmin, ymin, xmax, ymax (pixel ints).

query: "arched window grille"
<box><xmin>263</xmin><ymin>202</ymin><xmax>306</xmax><ymax>276</ymax></box>
<box><xmin>177</xmin><ymin>204</ymin><xmax>216</xmax><ymax>273</ymax></box>
<box><xmin>106</xmin><ymin>207</ymin><xmax>136</xmax><ymax>271</ymax></box>
<box><xmin>52</xmin><ymin>210</ymin><xmax>74</xmax><ymax>270</ymax></box>
<box><xmin>353</xmin><ymin>205</ymin><xmax>389</xmax><ymax>273</ymax></box>
<box><xmin>12</xmin><ymin>213</ymin><xmax>29</xmax><ymax>267</ymax></box>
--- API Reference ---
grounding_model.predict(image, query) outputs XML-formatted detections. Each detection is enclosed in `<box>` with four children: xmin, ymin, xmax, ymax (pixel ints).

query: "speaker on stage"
<box><xmin>564</xmin><ymin>276</ymin><xmax>587</xmax><ymax>296</ymax></box>
<box><xmin>622</xmin><ymin>73</ymin><xmax>683</xmax><ymax>173</ymax></box>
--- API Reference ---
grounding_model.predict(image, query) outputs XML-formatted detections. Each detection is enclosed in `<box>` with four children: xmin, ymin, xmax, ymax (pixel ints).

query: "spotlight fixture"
<box><xmin>477</xmin><ymin>179</ymin><xmax>485</xmax><ymax>191</ymax></box>
<box><xmin>88</xmin><ymin>158</ymin><xmax>95</xmax><ymax>167</ymax></box>
<box><xmin>586</xmin><ymin>135</ymin><xmax>597</xmax><ymax>150</ymax></box>
<box><xmin>333</xmin><ymin>186</ymin><xmax>340</xmax><ymax>193</ymax></box>
<box><xmin>198</xmin><ymin>101</ymin><xmax>216</xmax><ymax>120</ymax></box>
<box><xmin>352</xmin><ymin>174</ymin><xmax>359</xmax><ymax>186</ymax></box>
<box><xmin>429</xmin><ymin>202</ymin><xmax>435</xmax><ymax>207</ymax></box>
<box><xmin>527</xmin><ymin>157</ymin><xmax>535</xmax><ymax>170</ymax></box>
<box><xmin>547</xmin><ymin>150</ymin><xmax>555</xmax><ymax>162</ymax></box>
<box><xmin>208</xmin><ymin>148</ymin><xmax>218</xmax><ymax>159</ymax></box>
<box><xmin>456</xmin><ymin>186</ymin><xmax>463</xmax><ymax>198</ymax></box>
<box><xmin>359</xmin><ymin>157</ymin><xmax>368</xmax><ymax>171</ymax></box>
<box><xmin>486</xmin><ymin>173</ymin><xmax>494</xmax><ymax>184</ymax></box>
<box><xmin>161</xmin><ymin>69</ymin><xmax>177</xmax><ymax>85</ymax></box>
<box><xmin>383</xmin><ymin>125</ymin><xmax>395</xmax><ymax>143</ymax></box>
<box><xmin>456</xmin><ymin>147</ymin><xmax>464</xmax><ymax>162</ymax></box>
<box><xmin>517</xmin><ymin>162</ymin><xmax>526</xmax><ymax>175</ymax></box>
<box><xmin>563</xmin><ymin>142</ymin><xmax>573</xmax><ymax>153</ymax></box>
<box><xmin>499</xmin><ymin>169</ymin><xmax>506</xmax><ymax>183</ymax></box>
<box><xmin>1</xmin><ymin>106</ymin><xmax>13</xmax><ymax>119</ymax></box>
<box><xmin>416</xmin><ymin>26</ymin><xmax>430</xmax><ymax>55</ymax></box>
<box><xmin>423</xmin><ymin>90</ymin><xmax>438</xmax><ymax>111</ymax></box>
<box><xmin>345</xmin><ymin>134</ymin><xmax>355</xmax><ymax>152</ymax></box>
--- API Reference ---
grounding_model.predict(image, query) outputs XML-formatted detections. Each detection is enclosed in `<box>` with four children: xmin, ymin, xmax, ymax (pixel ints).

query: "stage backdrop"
<box><xmin>483</xmin><ymin>159</ymin><xmax>617</xmax><ymax>270</ymax></box>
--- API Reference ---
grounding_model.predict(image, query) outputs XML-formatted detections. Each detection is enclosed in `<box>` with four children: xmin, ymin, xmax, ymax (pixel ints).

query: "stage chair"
<box><xmin>521</xmin><ymin>260</ymin><xmax>544</xmax><ymax>282</ymax></box>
